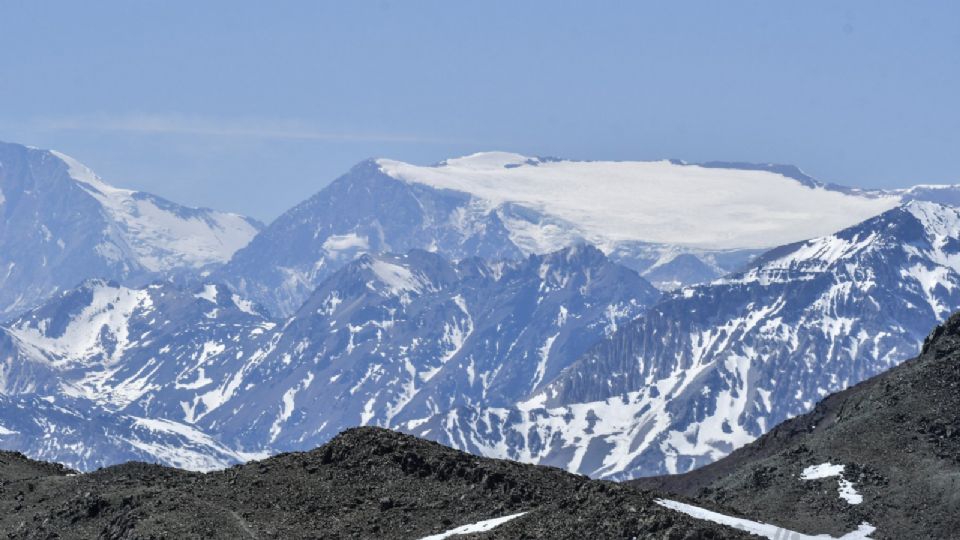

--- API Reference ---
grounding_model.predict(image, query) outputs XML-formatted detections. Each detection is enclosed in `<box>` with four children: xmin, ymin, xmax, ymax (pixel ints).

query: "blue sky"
<box><xmin>2</xmin><ymin>1</ymin><xmax>959</xmax><ymax>221</ymax></box>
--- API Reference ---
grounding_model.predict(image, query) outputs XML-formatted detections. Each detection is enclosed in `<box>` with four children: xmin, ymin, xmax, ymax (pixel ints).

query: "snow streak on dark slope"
<box><xmin>0</xmin><ymin>142</ymin><xmax>260</xmax><ymax>318</ymax></box>
<box><xmin>0</xmin><ymin>246</ymin><xmax>659</xmax><ymax>471</ymax></box>
<box><xmin>405</xmin><ymin>201</ymin><xmax>960</xmax><ymax>480</ymax></box>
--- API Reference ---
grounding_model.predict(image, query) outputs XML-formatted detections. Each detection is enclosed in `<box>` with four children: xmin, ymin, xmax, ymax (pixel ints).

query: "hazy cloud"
<box><xmin>27</xmin><ymin>114</ymin><xmax>457</xmax><ymax>144</ymax></box>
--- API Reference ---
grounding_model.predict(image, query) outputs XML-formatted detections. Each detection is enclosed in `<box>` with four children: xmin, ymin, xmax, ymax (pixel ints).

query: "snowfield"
<box><xmin>378</xmin><ymin>152</ymin><xmax>900</xmax><ymax>250</ymax></box>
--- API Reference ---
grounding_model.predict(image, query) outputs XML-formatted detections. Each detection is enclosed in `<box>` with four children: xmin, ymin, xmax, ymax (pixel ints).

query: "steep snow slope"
<box><xmin>406</xmin><ymin>201</ymin><xmax>960</xmax><ymax>480</ymax></box>
<box><xmin>0</xmin><ymin>141</ymin><xmax>260</xmax><ymax>317</ymax></box>
<box><xmin>0</xmin><ymin>393</ymin><xmax>262</xmax><ymax>471</ymax></box>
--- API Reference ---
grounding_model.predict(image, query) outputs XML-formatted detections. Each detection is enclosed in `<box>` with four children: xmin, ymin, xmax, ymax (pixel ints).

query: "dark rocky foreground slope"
<box><xmin>0</xmin><ymin>428</ymin><xmax>753</xmax><ymax>539</ymax></box>
<box><xmin>633</xmin><ymin>311</ymin><xmax>960</xmax><ymax>540</ymax></box>
<box><xmin>0</xmin><ymin>451</ymin><xmax>72</xmax><ymax>482</ymax></box>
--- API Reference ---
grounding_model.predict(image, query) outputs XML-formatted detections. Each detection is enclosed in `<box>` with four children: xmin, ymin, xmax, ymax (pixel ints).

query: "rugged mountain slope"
<box><xmin>0</xmin><ymin>279</ymin><xmax>273</xmax><ymax>411</ymax></box>
<box><xmin>633</xmin><ymin>311</ymin><xmax>960</xmax><ymax>540</ymax></box>
<box><xmin>219</xmin><ymin>152</ymin><xmax>919</xmax><ymax>315</ymax></box>
<box><xmin>6</xmin><ymin>198</ymin><xmax>960</xmax><ymax>487</ymax></box>
<box><xmin>207</xmin><ymin>245</ymin><xmax>658</xmax><ymax>453</ymax></box>
<box><xmin>0</xmin><ymin>246</ymin><xmax>659</xmax><ymax>471</ymax></box>
<box><xmin>217</xmin><ymin>159</ymin><xmax>527</xmax><ymax>316</ymax></box>
<box><xmin>0</xmin><ymin>428</ymin><xmax>756</xmax><ymax>540</ymax></box>
<box><xmin>405</xmin><ymin>201</ymin><xmax>960</xmax><ymax>480</ymax></box>
<box><xmin>0</xmin><ymin>141</ymin><xmax>260</xmax><ymax>317</ymax></box>
<box><xmin>0</xmin><ymin>279</ymin><xmax>274</xmax><ymax>469</ymax></box>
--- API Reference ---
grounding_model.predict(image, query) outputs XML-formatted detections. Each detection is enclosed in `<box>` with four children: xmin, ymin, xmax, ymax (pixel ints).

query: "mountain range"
<box><xmin>218</xmin><ymin>151</ymin><xmax>960</xmax><ymax>314</ymax></box>
<box><xmin>410</xmin><ymin>200</ymin><xmax>960</xmax><ymax>479</ymax></box>
<box><xmin>6</xmin><ymin>309</ymin><xmax>960</xmax><ymax>538</ymax></box>
<box><xmin>0</xmin><ymin>244</ymin><xmax>659</xmax><ymax>471</ymax></box>
<box><xmin>2</xmin><ymin>139</ymin><xmax>960</xmax><ymax>498</ymax></box>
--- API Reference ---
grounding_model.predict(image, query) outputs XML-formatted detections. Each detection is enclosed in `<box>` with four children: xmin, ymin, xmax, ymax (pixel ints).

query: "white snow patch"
<box><xmin>838</xmin><ymin>479</ymin><xmax>863</xmax><ymax>505</ymax></box>
<box><xmin>175</xmin><ymin>367</ymin><xmax>213</xmax><ymax>390</ymax></box>
<box><xmin>800</xmin><ymin>462</ymin><xmax>845</xmax><ymax>480</ymax></box>
<box><xmin>323</xmin><ymin>232</ymin><xmax>369</xmax><ymax>252</ymax></box>
<box><xmin>801</xmin><ymin>463</ymin><xmax>863</xmax><ymax>505</ymax></box>
<box><xmin>417</xmin><ymin>512</ymin><xmax>528</xmax><ymax>540</ymax></box>
<box><xmin>268</xmin><ymin>372</ymin><xmax>314</xmax><ymax>442</ymax></box>
<box><xmin>902</xmin><ymin>263</ymin><xmax>954</xmax><ymax>317</ymax></box>
<box><xmin>360</xmin><ymin>396</ymin><xmax>377</xmax><ymax>425</ymax></box>
<box><xmin>231</xmin><ymin>294</ymin><xmax>260</xmax><ymax>316</ymax></box>
<box><xmin>532</xmin><ymin>333</ymin><xmax>558</xmax><ymax>390</ymax></box>
<box><xmin>369</xmin><ymin>260</ymin><xmax>427</xmax><ymax>294</ymax></box>
<box><xmin>195</xmin><ymin>284</ymin><xmax>219</xmax><ymax>304</ymax></box>
<box><xmin>0</xmin><ymin>424</ymin><xmax>17</xmax><ymax>435</ymax></box>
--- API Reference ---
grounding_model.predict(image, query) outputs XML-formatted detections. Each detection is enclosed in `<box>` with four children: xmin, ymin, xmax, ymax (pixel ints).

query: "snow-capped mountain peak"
<box><xmin>0</xmin><ymin>141</ymin><xmax>262</xmax><ymax>318</ymax></box>
<box><xmin>50</xmin><ymin>149</ymin><xmax>261</xmax><ymax>272</ymax></box>
<box><xmin>221</xmin><ymin>153</ymin><xmax>955</xmax><ymax>315</ymax></box>
<box><xmin>50</xmin><ymin>149</ymin><xmax>125</xmax><ymax>196</ymax></box>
